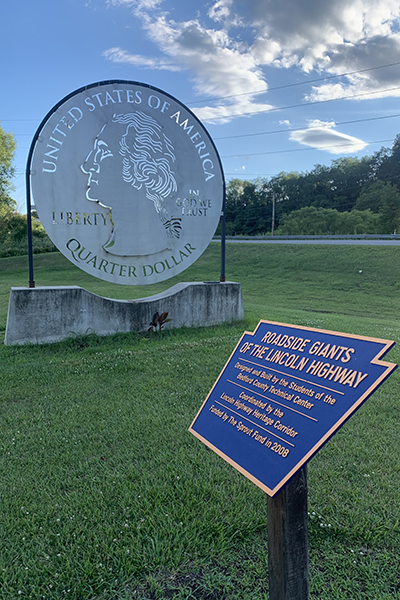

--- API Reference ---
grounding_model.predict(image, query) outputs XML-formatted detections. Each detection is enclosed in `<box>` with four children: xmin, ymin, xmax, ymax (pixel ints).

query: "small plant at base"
<box><xmin>148</xmin><ymin>311</ymin><xmax>172</xmax><ymax>332</ymax></box>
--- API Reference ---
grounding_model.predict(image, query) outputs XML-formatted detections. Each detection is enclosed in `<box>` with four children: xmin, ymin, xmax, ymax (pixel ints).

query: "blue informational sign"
<box><xmin>189</xmin><ymin>321</ymin><xmax>397</xmax><ymax>496</ymax></box>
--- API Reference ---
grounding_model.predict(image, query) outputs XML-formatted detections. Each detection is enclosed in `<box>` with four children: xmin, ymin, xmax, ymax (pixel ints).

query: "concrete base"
<box><xmin>5</xmin><ymin>282</ymin><xmax>244</xmax><ymax>345</ymax></box>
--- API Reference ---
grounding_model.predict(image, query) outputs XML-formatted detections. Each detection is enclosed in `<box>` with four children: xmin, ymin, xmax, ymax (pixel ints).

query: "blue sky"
<box><xmin>2</xmin><ymin>0</ymin><xmax>400</xmax><ymax>212</ymax></box>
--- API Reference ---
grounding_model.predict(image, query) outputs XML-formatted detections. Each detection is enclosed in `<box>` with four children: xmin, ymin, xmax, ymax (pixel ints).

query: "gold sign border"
<box><xmin>189</xmin><ymin>320</ymin><xmax>397</xmax><ymax>496</ymax></box>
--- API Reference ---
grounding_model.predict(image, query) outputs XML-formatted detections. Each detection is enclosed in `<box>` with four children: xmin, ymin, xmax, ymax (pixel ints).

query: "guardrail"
<box><xmin>213</xmin><ymin>234</ymin><xmax>400</xmax><ymax>241</ymax></box>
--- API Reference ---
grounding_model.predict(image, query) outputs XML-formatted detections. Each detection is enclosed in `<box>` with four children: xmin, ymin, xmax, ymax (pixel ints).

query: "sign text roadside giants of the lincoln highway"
<box><xmin>30</xmin><ymin>81</ymin><xmax>224</xmax><ymax>285</ymax></box>
<box><xmin>189</xmin><ymin>320</ymin><xmax>397</xmax><ymax>496</ymax></box>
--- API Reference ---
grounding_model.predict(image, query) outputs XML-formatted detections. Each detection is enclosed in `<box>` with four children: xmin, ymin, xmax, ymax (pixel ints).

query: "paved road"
<box><xmin>214</xmin><ymin>238</ymin><xmax>400</xmax><ymax>246</ymax></box>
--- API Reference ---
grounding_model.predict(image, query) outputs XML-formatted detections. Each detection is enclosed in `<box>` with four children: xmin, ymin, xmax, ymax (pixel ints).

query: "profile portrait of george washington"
<box><xmin>81</xmin><ymin>110</ymin><xmax>182</xmax><ymax>257</ymax></box>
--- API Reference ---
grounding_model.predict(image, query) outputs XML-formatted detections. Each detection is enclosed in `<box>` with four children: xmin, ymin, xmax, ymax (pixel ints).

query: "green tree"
<box><xmin>379</xmin><ymin>185</ymin><xmax>400</xmax><ymax>233</ymax></box>
<box><xmin>0</xmin><ymin>124</ymin><xmax>56</xmax><ymax>257</ymax></box>
<box><xmin>324</xmin><ymin>157</ymin><xmax>372</xmax><ymax>211</ymax></box>
<box><xmin>377</xmin><ymin>134</ymin><xmax>400</xmax><ymax>188</ymax></box>
<box><xmin>276</xmin><ymin>206</ymin><xmax>379</xmax><ymax>235</ymax></box>
<box><xmin>262</xmin><ymin>171</ymin><xmax>298</xmax><ymax>228</ymax></box>
<box><xmin>0</xmin><ymin>123</ymin><xmax>16</xmax><ymax>210</ymax></box>
<box><xmin>356</xmin><ymin>180</ymin><xmax>400</xmax><ymax>233</ymax></box>
<box><xmin>356</xmin><ymin>180</ymin><xmax>388</xmax><ymax>212</ymax></box>
<box><xmin>225</xmin><ymin>178</ymin><xmax>270</xmax><ymax>235</ymax></box>
<box><xmin>0</xmin><ymin>207</ymin><xmax>56</xmax><ymax>258</ymax></box>
<box><xmin>262</xmin><ymin>157</ymin><xmax>373</xmax><ymax>228</ymax></box>
<box><xmin>223</xmin><ymin>136</ymin><xmax>400</xmax><ymax>236</ymax></box>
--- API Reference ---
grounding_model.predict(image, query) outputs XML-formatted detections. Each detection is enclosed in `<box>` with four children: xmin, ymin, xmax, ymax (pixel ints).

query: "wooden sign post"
<box><xmin>267</xmin><ymin>466</ymin><xmax>309</xmax><ymax>600</ymax></box>
<box><xmin>189</xmin><ymin>320</ymin><xmax>396</xmax><ymax>597</ymax></box>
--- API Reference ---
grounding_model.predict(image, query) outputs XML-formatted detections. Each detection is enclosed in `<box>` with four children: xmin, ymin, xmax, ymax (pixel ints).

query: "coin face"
<box><xmin>31</xmin><ymin>81</ymin><xmax>224</xmax><ymax>285</ymax></box>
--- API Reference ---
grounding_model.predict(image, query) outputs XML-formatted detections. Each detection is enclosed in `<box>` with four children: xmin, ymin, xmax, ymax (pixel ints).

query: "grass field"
<box><xmin>0</xmin><ymin>243</ymin><xmax>399</xmax><ymax>599</ymax></box>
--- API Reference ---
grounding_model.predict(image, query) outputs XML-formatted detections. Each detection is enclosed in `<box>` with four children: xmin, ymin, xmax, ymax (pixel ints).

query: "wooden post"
<box><xmin>267</xmin><ymin>466</ymin><xmax>309</xmax><ymax>600</ymax></box>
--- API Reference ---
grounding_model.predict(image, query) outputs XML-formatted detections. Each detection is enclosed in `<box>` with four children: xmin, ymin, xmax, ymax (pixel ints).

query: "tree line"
<box><xmin>224</xmin><ymin>135</ymin><xmax>400</xmax><ymax>235</ymax></box>
<box><xmin>0</xmin><ymin>124</ymin><xmax>56</xmax><ymax>257</ymax></box>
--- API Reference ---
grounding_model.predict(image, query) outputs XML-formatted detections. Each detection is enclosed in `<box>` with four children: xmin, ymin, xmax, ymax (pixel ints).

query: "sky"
<box><xmin>2</xmin><ymin>0</ymin><xmax>400</xmax><ymax>212</ymax></box>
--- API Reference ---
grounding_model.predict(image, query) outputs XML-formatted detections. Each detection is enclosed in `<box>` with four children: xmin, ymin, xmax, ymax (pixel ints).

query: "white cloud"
<box><xmin>192</xmin><ymin>98</ymin><xmax>274</xmax><ymax>123</ymax></box>
<box><xmin>104</xmin><ymin>0</ymin><xmax>400</xmax><ymax>120</ymax></box>
<box><xmin>227</xmin><ymin>0</ymin><xmax>400</xmax><ymax>99</ymax></box>
<box><xmin>103</xmin><ymin>47</ymin><xmax>180</xmax><ymax>71</ymax></box>
<box><xmin>245</xmin><ymin>0</ymin><xmax>400</xmax><ymax>51</ymax></box>
<box><xmin>162</xmin><ymin>22</ymin><xmax>273</xmax><ymax>119</ymax></box>
<box><xmin>105</xmin><ymin>14</ymin><xmax>273</xmax><ymax>121</ymax></box>
<box><xmin>107</xmin><ymin>0</ymin><xmax>163</xmax><ymax>8</ymax></box>
<box><xmin>289</xmin><ymin>120</ymin><xmax>368</xmax><ymax>154</ymax></box>
<box><xmin>306</xmin><ymin>35</ymin><xmax>400</xmax><ymax>101</ymax></box>
<box><xmin>208</xmin><ymin>0</ymin><xmax>233</xmax><ymax>22</ymax></box>
<box><xmin>245</xmin><ymin>0</ymin><xmax>400</xmax><ymax>99</ymax></box>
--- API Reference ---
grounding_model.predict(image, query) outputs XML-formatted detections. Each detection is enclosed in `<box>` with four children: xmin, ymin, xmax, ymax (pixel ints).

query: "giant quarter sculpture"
<box><xmin>31</xmin><ymin>81</ymin><xmax>224</xmax><ymax>285</ymax></box>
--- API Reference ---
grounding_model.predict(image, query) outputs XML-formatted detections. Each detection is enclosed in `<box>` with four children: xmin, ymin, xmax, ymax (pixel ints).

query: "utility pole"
<box><xmin>271</xmin><ymin>191</ymin><xmax>276</xmax><ymax>236</ymax></box>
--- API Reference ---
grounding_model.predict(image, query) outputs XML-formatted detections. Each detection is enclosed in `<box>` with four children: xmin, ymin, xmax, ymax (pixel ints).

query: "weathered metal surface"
<box><xmin>31</xmin><ymin>81</ymin><xmax>224</xmax><ymax>285</ymax></box>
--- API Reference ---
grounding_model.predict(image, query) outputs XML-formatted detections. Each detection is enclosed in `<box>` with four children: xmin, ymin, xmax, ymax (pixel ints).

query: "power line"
<box><xmin>11</xmin><ymin>138</ymin><xmax>398</xmax><ymax>177</ymax></box>
<box><xmin>223</xmin><ymin>174</ymin><xmax>400</xmax><ymax>206</ymax></box>
<box><xmin>225</xmin><ymin>173</ymin><xmax>277</xmax><ymax>177</ymax></box>
<box><xmin>1</xmin><ymin>119</ymin><xmax>39</xmax><ymax>123</ymax></box>
<box><xmin>9</xmin><ymin>98</ymin><xmax>400</xmax><ymax>148</ymax></box>
<box><xmin>187</xmin><ymin>60</ymin><xmax>400</xmax><ymax>106</ymax></box>
<box><xmin>3</xmin><ymin>62</ymin><xmax>400</xmax><ymax>125</ymax></box>
<box><xmin>203</xmin><ymin>85</ymin><xmax>400</xmax><ymax>122</ymax></box>
<box><xmin>215</xmin><ymin>113</ymin><xmax>400</xmax><ymax>141</ymax></box>
<box><xmin>14</xmin><ymin>107</ymin><xmax>399</xmax><ymax>143</ymax></box>
<box><xmin>221</xmin><ymin>138</ymin><xmax>395</xmax><ymax>158</ymax></box>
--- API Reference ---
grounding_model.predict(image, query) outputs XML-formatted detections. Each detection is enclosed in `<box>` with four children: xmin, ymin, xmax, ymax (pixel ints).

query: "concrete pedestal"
<box><xmin>5</xmin><ymin>281</ymin><xmax>244</xmax><ymax>345</ymax></box>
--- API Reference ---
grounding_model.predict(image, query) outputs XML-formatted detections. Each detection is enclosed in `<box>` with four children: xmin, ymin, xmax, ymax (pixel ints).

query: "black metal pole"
<box><xmin>220</xmin><ymin>181</ymin><xmax>226</xmax><ymax>282</ymax></box>
<box><xmin>26</xmin><ymin>159</ymin><xmax>35</xmax><ymax>288</ymax></box>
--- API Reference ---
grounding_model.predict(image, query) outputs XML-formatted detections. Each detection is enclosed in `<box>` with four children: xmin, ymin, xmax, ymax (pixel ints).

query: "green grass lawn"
<box><xmin>0</xmin><ymin>244</ymin><xmax>399</xmax><ymax>599</ymax></box>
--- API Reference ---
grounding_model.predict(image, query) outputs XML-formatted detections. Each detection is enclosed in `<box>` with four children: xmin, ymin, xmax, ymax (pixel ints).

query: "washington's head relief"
<box><xmin>81</xmin><ymin>110</ymin><xmax>182</xmax><ymax>257</ymax></box>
